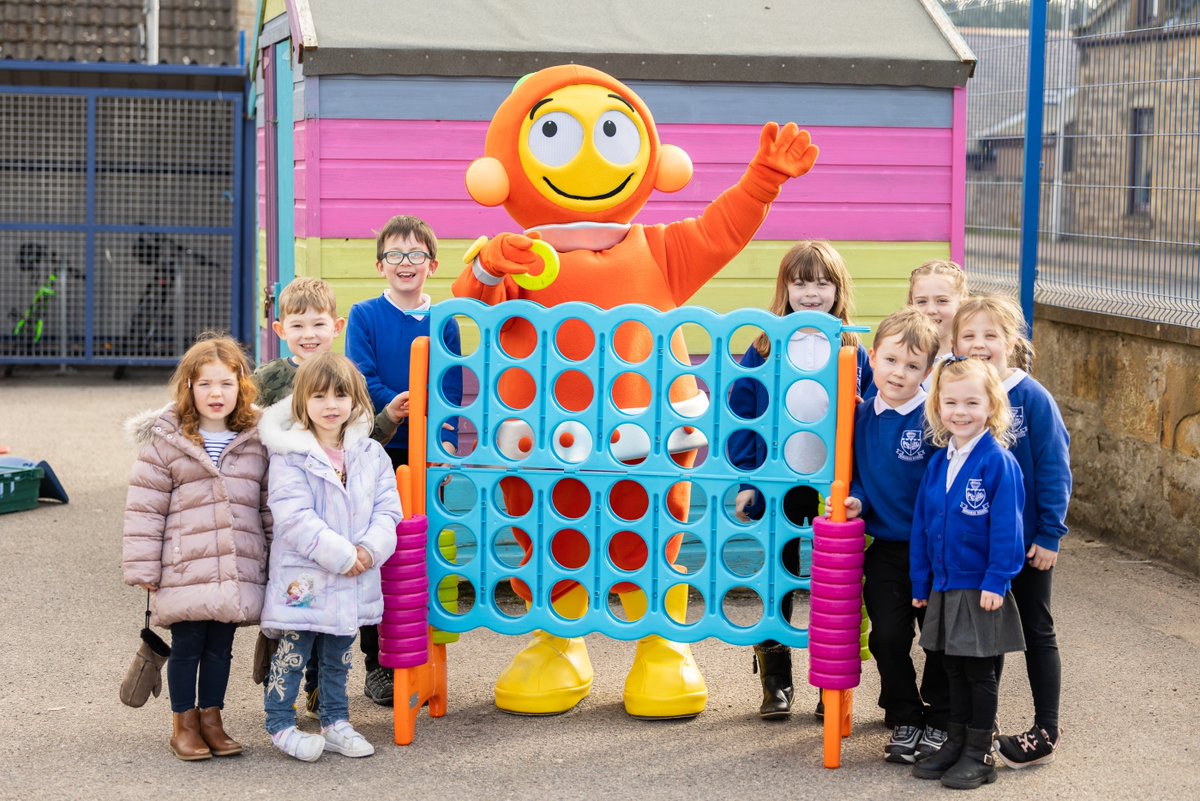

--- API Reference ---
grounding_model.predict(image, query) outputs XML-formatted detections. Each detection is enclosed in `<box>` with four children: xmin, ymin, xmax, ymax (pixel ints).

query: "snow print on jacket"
<box><xmin>121</xmin><ymin>405</ymin><xmax>272</xmax><ymax>628</ymax></box>
<box><xmin>257</xmin><ymin>398</ymin><xmax>401</xmax><ymax>638</ymax></box>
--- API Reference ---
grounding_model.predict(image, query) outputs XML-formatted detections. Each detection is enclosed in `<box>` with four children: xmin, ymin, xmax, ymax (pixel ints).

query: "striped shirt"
<box><xmin>200</xmin><ymin>429</ymin><xmax>237</xmax><ymax>465</ymax></box>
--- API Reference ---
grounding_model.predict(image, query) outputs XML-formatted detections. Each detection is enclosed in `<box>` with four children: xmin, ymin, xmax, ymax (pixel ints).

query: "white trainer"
<box><xmin>272</xmin><ymin>725</ymin><xmax>325</xmax><ymax>762</ymax></box>
<box><xmin>322</xmin><ymin>721</ymin><xmax>375</xmax><ymax>758</ymax></box>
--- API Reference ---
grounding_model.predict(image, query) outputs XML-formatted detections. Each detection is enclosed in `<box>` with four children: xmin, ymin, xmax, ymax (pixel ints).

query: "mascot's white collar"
<box><xmin>526</xmin><ymin>222</ymin><xmax>631</xmax><ymax>253</ymax></box>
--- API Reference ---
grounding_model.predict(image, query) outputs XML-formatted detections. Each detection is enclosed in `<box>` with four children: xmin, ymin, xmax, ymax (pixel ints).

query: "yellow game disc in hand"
<box><xmin>513</xmin><ymin>239</ymin><xmax>560</xmax><ymax>291</ymax></box>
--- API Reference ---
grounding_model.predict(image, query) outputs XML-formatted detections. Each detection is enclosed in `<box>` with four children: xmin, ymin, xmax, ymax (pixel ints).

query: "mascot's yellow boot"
<box><xmin>494</xmin><ymin>584</ymin><xmax>593</xmax><ymax>715</ymax></box>
<box><xmin>622</xmin><ymin>585</ymin><xmax>708</xmax><ymax>719</ymax></box>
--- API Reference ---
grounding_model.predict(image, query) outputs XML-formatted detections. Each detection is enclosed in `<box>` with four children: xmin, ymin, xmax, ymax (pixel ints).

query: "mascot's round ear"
<box><xmin>465</xmin><ymin>157</ymin><xmax>510</xmax><ymax>206</ymax></box>
<box><xmin>654</xmin><ymin>145</ymin><xmax>693</xmax><ymax>193</ymax></box>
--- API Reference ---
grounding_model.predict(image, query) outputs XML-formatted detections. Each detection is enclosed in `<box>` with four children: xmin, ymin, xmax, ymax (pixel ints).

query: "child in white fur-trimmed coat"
<box><xmin>257</xmin><ymin>352</ymin><xmax>400</xmax><ymax>762</ymax></box>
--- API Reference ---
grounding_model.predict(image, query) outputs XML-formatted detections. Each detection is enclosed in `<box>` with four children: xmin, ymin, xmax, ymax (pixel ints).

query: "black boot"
<box><xmin>913</xmin><ymin>722</ymin><xmax>966</xmax><ymax>779</ymax></box>
<box><xmin>752</xmin><ymin>644</ymin><xmax>794</xmax><ymax>720</ymax></box>
<box><xmin>941</xmin><ymin>727</ymin><xmax>998</xmax><ymax>789</ymax></box>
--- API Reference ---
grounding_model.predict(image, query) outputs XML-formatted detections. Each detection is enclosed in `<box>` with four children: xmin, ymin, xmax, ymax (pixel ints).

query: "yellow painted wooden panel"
<box><xmin>295</xmin><ymin>237</ymin><xmax>950</xmax><ymax>354</ymax></box>
<box><xmin>262</xmin><ymin>0</ymin><xmax>286</xmax><ymax>24</ymax></box>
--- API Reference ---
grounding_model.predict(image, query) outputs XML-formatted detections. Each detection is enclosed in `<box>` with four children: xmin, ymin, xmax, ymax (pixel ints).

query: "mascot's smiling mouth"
<box><xmin>543</xmin><ymin>174</ymin><xmax>635</xmax><ymax>201</ymax></box>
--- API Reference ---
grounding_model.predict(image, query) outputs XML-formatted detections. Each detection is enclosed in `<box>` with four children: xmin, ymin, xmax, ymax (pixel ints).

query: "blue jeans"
<box><xmin>167</xmin><ymin>620</ymin><xmax>237</xmax><ymax>714</ymax></box>
<box><xmin>263</xmin><ymin>630</ymin><xmax>355</xmax><ymax>734</ymax></box>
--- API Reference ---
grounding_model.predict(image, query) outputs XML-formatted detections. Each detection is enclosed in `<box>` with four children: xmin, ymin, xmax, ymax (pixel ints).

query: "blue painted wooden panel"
<box><xmin>316</xmin><ymin>75</ymin><xmax>953</xmax><ymax>128</ymax></box>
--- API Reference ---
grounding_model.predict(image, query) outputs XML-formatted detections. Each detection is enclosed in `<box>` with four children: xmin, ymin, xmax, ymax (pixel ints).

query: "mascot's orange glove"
<box><xmin>475</xmin><ymin>231</ymin><xmax>545</xmax><ymax>279</ymax></box>
<box><xmin>742</xmin><ymin>122</ymin><xmax>821</xmax><ymax>201</ymax></box>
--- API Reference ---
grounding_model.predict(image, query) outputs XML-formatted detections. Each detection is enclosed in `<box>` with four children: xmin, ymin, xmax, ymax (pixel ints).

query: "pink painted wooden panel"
<box><xmin>320</xmin><ymin>162</ymin><xmax>950</xmax><ymax>205</ymax></box>
<box><xmin>310</xmin><ymin>119</ymin><xmax>953</xmax><ymax>242</ymax></box>
<box><xmin>293</xmin><ymin>121</ymin><xmax>308</xmax><ymax>238</ymax></box>
<box><xmin>316</xmin><ymin>120</ymin><xmax>950</xmax><ymax>165</ymax></box>
<box><xmin>951</xmin><ymin>86</ymin><xmax>967</xmax><ymax>266</ymax></box>
<box><xmin>256</xmin><ymin>127</ymin><xmax>266</xmax><ymax>228</ymax></box>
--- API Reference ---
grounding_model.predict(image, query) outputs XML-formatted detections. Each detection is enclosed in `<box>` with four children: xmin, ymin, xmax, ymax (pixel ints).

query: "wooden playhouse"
<box><xmin>252</xmin><ymin>0</ymin><xmax>974</xmax><ymax>359</ymax></box>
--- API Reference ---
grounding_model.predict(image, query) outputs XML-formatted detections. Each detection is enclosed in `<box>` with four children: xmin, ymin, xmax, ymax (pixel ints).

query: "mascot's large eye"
<box><xmin>528</xmin><ymin>112</ymin><xmax>584</xmax><ymax>167</ymax></box>
<box><xmin>592</xmin><ymin>111</ymin><xmax>641</xmax><ymax>165</ymax></box>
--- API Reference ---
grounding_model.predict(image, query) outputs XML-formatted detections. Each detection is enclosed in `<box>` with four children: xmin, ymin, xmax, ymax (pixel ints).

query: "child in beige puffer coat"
<box><xmin>122</xmin><ymin>336</ymin><xmax>272</xmax><ymax>762</ymax></box>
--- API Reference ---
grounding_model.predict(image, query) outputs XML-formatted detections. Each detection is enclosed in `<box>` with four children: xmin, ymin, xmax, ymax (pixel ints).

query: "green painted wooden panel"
<box><xmin>285</xmin><ymin>237</ymin><xmax>950</xmax><ymax>354</ymax></box>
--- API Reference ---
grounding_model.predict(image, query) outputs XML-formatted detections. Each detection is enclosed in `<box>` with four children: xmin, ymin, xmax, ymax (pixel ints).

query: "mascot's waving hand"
<box><xmin>453</xmin><ymin>65</ymin><xmax>818</xmax><ymax>719</ymax></box>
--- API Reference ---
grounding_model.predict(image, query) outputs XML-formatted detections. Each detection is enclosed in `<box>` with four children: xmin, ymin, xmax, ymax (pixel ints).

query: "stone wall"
<box><xmin>1033</xmin><ymin>305</ymin><xmax>1200</xmax><ymax>574</ymax></box>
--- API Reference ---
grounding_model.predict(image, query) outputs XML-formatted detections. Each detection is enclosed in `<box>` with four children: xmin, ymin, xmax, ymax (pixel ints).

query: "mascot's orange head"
<box><xmin>465</xmin><ymin>65</ymin><xmax>693</xmax><ymax>229</ymax></box>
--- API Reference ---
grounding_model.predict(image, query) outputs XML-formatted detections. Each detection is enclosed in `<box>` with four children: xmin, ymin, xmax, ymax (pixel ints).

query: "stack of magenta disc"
<box><xmin>378</xmin><ymin>515</ymin><xmax>429</xmax><ymax>669</ymax></box>
<box><xmin>807</xmin><ymin>515</ymin><xmax>867</xmax><ymax>691</ymax></box>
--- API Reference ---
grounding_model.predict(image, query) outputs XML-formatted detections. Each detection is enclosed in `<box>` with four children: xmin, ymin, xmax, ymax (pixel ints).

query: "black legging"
<box><xmin>996</xmin><ymin>563</ymin><xmax>1060</xmax><ymax>733</ymax></box>
<box><xmin>167</xmin><ymin>620</ymin><xmax>237</xmax><ymax>713</ymax></box>
<box><xmin>862</xmin><ymin>539</ymin><xmax>949</xmax><ymax>729</ymax></box>
<box><xmin>943</xmin><ymin>653</ymin><xmax>1002</xmax><ymax>731</ymax></box>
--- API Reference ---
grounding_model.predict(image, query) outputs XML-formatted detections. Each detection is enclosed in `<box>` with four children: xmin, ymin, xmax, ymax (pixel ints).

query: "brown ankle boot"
<box><xmin>198</xmin><ymin>707</ymin><xmax>243</xmax><ymax>756</ymax></box>
<box><xmin>170</xmin><ymin>709</ymin><xmax>212</xmax><ymax>761</ymax></box>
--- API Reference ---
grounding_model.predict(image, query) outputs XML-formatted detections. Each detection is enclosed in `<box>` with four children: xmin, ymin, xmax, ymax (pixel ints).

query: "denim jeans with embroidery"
<box><xmin>263</xmin><ymin>629</ymin><xmax>356</xmax><ymax>734</ymax></box>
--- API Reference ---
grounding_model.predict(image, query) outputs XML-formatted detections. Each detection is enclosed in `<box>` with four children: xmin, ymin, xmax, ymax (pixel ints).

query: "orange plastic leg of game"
<box><xmin>821</xmin><ymin>688</ymin><xmax>855</xmax><ymax>768</ymax></box>
<box><xmin>429</xmin><ymin>642</ymin><xmax>448</xmax><ymax>717</ymax></box>
<box><xmin>393</xmin><ymin>666</ymin><xmax>420</xmax><ymax>746</ymax></box>
<box><xmin>822</xmin><ymin>689</ymin><xmax>842</xmax><ymax>768</ymax></box>
<box><xmin>392</xmin><ymin>630</ymin><xmax>450</xmax><ymax>745</ymax></box>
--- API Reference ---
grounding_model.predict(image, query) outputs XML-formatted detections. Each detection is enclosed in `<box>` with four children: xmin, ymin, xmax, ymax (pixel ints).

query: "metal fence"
<box><xmin>946</xmin><ymin>0</ymin><xmax>1200</xmax><ymax>329</ymax></box>
<box><xmin>0</xmin><ymin>63</ymin><xmax>253</xmax><ymax>367</ymax></box>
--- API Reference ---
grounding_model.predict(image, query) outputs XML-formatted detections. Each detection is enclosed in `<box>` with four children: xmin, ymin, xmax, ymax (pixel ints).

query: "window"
<box><xmin>1128</xmin><ymin>107</ymin><xmax>1154</xmax><ymax>214</ymax></box>
<box><xmin>1135</xmin><ymin>0</ymin><xmax>1159</xmax><ymax>26</ymax></box>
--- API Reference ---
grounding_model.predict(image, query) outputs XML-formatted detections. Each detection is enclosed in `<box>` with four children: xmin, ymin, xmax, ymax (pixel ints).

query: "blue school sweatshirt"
<box><xmin>1004</xmin><ymin>369</ymin><xmax>1072</xmax><ymax>552</ymax></box>
<box><xmin>910</xmin><ymin>431</ymin><xmax>1026</xmax><ymax>600</ymax></box>
<box><xmin>345</xmin><ymin>294</ymin><xmax>462</xmax><ymax>451</ymax></box>
<box><xmin>849</xmin><ymin>391</ymin><xmax>939</xmax><ymax>542</ymax></box>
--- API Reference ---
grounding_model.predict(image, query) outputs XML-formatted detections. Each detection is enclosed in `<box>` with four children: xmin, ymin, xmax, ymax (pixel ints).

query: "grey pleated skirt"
<box><xmin>919</xmin><ymin>589</ymin><xmax>1026</xmax><ymax>657</ymax></box>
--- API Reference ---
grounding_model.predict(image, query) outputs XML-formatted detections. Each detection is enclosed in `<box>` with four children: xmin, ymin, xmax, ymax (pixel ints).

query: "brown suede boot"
<box><xmin>198</xmin><ymin>707</ymin><xmax>243</xmax><ymax>757</ymax></box>
<box><xmin>170</xmin><ymin>709</ymin><xmax>212</xmax><ymax>761</ymax></box>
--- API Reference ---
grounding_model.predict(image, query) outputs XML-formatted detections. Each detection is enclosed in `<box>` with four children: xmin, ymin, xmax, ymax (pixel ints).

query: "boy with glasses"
<box><xmin>345</xmin><ymin>216</ymin><xmax>463</xmax><ymax>704</ymax></box>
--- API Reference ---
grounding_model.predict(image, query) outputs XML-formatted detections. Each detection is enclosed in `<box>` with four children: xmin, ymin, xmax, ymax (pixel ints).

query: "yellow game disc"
<box><xmin>513</xmin><ymin>239</ymin><xmax>560</xmax><ymax>291</ymax></box>
<box><xmin>463</xmin><ymin>235</ymin><xmax>489</xmax><ymax>265</ymax></box>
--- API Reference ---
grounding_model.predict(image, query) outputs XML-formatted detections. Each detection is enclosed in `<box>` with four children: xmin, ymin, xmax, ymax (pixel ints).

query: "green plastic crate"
<box><xmin>0</xmin><ymin>464</ymin><xmax>43</xmax><ymax>514</ymax></box>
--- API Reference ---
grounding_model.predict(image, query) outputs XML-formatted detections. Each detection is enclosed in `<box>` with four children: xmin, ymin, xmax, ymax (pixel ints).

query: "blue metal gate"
<box><xmin>0</xmin><ymin>62</ymin><xmax>255</xmax><ymax>367</ymax></box>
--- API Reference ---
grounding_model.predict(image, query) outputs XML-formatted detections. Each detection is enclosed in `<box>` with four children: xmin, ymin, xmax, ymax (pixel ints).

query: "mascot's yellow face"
<box><xmin>517</xmin><ymin>84</ymin><xmax>652</xmax><ymax>213</ymax></box>
<box><xmin>466</xmin><ymin>65</ymin><xmax>692</xmax><ymax>228</ymax></box>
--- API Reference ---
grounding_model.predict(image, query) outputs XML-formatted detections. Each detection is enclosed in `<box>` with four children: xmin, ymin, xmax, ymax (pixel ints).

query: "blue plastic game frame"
<box><xmin>422</xmin><ymin>299</ymin><xmax>863</xmax><ymax>647</ymax></box>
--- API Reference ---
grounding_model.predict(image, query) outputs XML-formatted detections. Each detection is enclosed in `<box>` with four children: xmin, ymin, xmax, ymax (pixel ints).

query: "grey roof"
<box><xmin>285</xmin><ymin>0</ymin><xmax>976</xmax><ymax>87</ymax></box>
<box><xmin>961</xmin><ymin>28</ymin><xmax>1079</xmax><ymax>142</ymax></box>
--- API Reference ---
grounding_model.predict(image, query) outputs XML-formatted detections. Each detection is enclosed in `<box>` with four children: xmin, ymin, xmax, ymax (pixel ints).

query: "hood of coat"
<box><xmin>125</xmin><ymin>404</ymin><xmax>179</xmax><ymax>447</ymax></box>
<box><xmin>257</xmin><ymin>395</ymin><xmax>372</xmax><ymax>459</ymax></box>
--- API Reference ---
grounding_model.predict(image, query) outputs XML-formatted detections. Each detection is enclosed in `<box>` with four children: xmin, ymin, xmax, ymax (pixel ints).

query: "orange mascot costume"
<box><xmin>453</xmin><ymin>65</ymin><xmax>818</xmax><ymax>718</ymax></box>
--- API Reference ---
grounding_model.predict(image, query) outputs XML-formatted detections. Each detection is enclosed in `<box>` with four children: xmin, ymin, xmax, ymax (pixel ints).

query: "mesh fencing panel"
<box><xmin>0</xmin><ymin>94</ymin><xmax>88</xmax><ymax>361</ymax></box>
<box><xmin>946</xmin><ymin>1</ymin><xmax>1200</xmax><ymax>327</ymax></box>
<box><xmin>0</xmin><ymin>85</ymin><xmax>240</xmax><ymax>365</ymax></box>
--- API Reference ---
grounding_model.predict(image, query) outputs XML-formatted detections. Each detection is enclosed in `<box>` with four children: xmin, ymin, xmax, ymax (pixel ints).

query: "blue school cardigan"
<box><xmin>910</xmin><ymin>432</ymin><xmax>1027</xmax><ymax>600</ymax></box>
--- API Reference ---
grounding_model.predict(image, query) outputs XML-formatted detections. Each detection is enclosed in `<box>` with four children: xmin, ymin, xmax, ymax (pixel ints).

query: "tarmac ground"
<box><xmin>2</xmin><ymin>368</ymin><xmax>1198</xmax><ymax>800</ymax></box>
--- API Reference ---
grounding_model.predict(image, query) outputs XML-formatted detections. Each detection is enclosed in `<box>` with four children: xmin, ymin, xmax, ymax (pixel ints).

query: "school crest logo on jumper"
<box><xmin>897</xmin><ymin>429</ymin><xmax>926</xmax><ymax>462</ymax></box>
<box><xmin>961</xmin><ymin>478</ymin><xmax>989</xmax><ymax>517</ymax></box>
<box><xmin>1011</xmin><ymin>406</ymin><xmax>1028</xmax><ymax>439</ymax></box>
